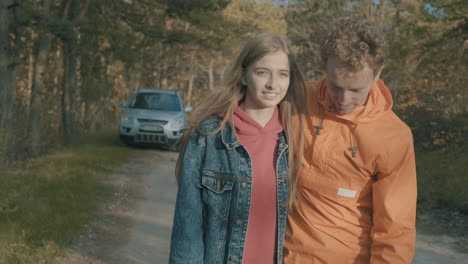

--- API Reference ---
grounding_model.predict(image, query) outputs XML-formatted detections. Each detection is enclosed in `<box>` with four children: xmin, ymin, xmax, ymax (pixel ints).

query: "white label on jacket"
<box><xmin>337</xmin><ymin>188</ymin><xmax>356</xmax><ymax>198</ymax></box>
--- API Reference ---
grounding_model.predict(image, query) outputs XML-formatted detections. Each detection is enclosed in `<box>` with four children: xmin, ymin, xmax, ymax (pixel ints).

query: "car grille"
<box><xmin>139</xmin><ymin>128</ymin><xmax>163</xmax><ymax>133</ymax></box>
<box><xmin>134</xmin><ymin>134</ymin><xmax>168</xmax><ymax>144</ymax></box>
<box><xmin>137</xmin><ymin>119</ymin><xmax>168</xmax><ymax>125</ymax></box>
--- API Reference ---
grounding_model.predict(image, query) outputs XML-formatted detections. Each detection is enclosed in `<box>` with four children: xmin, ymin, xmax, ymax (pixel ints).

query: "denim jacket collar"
<box><xmin>221</xmin><ymin>123</ymin><xmax>241</xmax><ymax>149</ymax></box>
<box><xmin>221</xmin><ymin>122</ymin><xmax>288</xmax><ymax>152</ymax></box>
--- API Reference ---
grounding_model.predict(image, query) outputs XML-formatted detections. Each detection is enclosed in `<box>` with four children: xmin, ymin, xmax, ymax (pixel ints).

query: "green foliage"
<box><xmin>0</xmin><ymin>130</ymin><xmax>133</xmax><ymax>263</ymax></box>
<box><xmin>405</xmin><ymin>112</ymin><xmax>468</xmax><ymax>152</ymax></box>
<box><xmin>223</xmin><ymin>0</ymin><xmax>288</xmax><ymax>36</ymax></box>
<box><xmin>165</xmin><ymin>0</ymin><xmax>231</xmax><ymax>16</ymax></box>
<box><xmin>0</xmin><ymin>240</ymin><xmax>61</xmax><ymax>264</ymax></box>
<box><xmin>404</xmin><ymin>113</ymin><xmax>467</xmax><ymax>213</ymax></box>
<box><xmin>285</xmin><ymin>0</ymin><xmax>357</xmax><ymax>79</ymax></box>
<box><xmin>416</xmin><ymin>145</ymin><xmax>468</xmax><ymax>213</ymax></box>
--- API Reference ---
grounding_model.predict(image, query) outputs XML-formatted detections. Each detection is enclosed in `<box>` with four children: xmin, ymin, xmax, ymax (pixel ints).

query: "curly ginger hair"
<box><xmin>321</xmin><ymin>17</ymin><xmax>385</xmax><ymax>75</ymax></box>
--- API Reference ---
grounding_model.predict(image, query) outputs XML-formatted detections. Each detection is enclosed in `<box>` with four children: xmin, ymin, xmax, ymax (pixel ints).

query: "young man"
<box><xmin>284</xmin><ymin>18</ymin><xmax>417</xmax><ymax>263</ymax></box>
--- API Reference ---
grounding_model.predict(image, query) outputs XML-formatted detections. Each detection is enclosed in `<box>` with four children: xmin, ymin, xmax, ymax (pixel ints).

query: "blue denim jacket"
<box><xmin>169</xmin><ymin>115</ymin><xmax>289</xmax><ymax>264</ymax></box>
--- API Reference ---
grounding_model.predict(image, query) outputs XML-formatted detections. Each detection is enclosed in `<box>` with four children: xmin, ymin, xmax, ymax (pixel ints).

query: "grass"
<box><xmin>416</xmin><ymin>145</ymin><xmax>468</xmax><ymax>251</ymax></box>
<box><xmin>416</xmin><ymin>145</ymin><xmax>468</xmax><ymax>213</ymax></box>
<box><xmin>0</xmin><ymin>130</ymin><xmax>133</xmax><ymax>264</ymax></box>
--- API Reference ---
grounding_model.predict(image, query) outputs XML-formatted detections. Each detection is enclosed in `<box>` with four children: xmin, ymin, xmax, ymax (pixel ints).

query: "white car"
<box><xmin>119</xmin><ymin>88</ymin><xmax>192</xmax><ymax>148</ymax></box>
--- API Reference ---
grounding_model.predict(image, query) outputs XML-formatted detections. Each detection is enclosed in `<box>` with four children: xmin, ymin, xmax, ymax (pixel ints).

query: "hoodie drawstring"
<box><xmin>350</xmin><ymin>125</ymin><xmax>359</xmax><ymax>158</ymax></box>
<box><xmin>314</xmin><ymin>105</ymin><xmax>324</xmax><ymax>135</ymax></box>
<box><xmin>313</xmin><ymin>106</ymin><xmax>360</xmax><ymax>158</ymax></box>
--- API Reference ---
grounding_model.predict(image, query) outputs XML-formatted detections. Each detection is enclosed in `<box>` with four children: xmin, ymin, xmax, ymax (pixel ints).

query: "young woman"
<box><xmin>169</xmin><ymin>32</ymin><xmax>306</xmax><ymax>264</ymax></box>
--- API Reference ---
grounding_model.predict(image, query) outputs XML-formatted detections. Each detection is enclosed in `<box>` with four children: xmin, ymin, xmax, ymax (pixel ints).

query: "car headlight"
<box><xmin>121</xmin><ymin>115</ymin><xmax>132</xmax><ymax>122</ymax></box>
<box><xmin>170</xmin><ymin>119</ymin><xmax>185</xmax><ymax>129</ymax></box>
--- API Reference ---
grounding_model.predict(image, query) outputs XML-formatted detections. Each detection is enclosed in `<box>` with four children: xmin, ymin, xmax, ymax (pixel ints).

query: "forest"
<box><xmin>1</xmin><ymin>0</ymin><xmax>467</xmax><ymax>211</ymax></box>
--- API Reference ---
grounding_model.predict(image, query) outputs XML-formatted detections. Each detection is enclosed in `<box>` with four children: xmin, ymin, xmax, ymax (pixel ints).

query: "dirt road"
<box><xmin>57</xmin><ymin>149</ymin><xmax>468</xmax><ymax>264</ymax></box>
<box><xmin>56</xmin><ymin>149</ymin><xmax>179</xmax><ymax>264</ymax></box>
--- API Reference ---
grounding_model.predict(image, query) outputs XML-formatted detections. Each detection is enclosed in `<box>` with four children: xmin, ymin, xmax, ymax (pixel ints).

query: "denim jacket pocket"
<box><xmin>201</xmin><ymin>171</ymin><xmax>235</xmax><ymax>221</ymax></box>
<box><xmin>201</xmin><ymin>172</ymin><xmax>235</xmax><ymax>193</ymax></box>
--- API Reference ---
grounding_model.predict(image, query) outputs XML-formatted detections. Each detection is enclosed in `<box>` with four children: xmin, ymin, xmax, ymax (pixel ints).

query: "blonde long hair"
<box><xmin>176</xmin><ymin>32</ymin><xmax>306</xmax><ymax>208</ymax></box>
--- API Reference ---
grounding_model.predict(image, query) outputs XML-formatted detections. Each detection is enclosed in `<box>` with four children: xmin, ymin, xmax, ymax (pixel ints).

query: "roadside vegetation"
<box><xmin>417</xmin><ymin>147</ymin><xmax>468</xmax><ymax>213</ymax></box>
<box><xmin>413</xmin><ymin>114</ymin><xmax>468</xmax><ymax>250</ymax></box>
<box><xmin>412</xmin><ymin>114</ymin><xmax>468</xmax><ymax>213</ymax></box>
<box><xmin>416</xmin><ymin>145</ymin><xmax>468</xmax><ymax>251</ymax></box>
<box><xmin>416</xmin><ymin>146</ymin><xmax>468</xmax><ymax>245</ymax></box>
<box><xmin>0</xmin><ymin>131</ymin><xmax>133</xmax><ymax>264</ymax></box>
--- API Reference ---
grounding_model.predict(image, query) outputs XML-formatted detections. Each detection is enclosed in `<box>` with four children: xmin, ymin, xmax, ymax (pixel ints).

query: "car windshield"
<box><xmin>129</xmin><ymin>93</ymin><xmax>181</xmax><ymax>111</ymax></box>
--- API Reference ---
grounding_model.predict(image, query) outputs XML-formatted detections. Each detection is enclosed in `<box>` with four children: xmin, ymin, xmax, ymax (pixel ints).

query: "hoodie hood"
<box><xmin>233</xmin><ymin>106</ymin><xmax>283</xmax><ymax>147</ymax></box>
<box><xmin>317</xmin><ymin>78</ymin><xmax>393</xmax><ymax>124</ymax></box>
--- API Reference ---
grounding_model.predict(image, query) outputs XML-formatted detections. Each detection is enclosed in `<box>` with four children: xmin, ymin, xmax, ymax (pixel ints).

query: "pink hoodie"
<box><xmin>233</xmin><ymin>106</ymin><xmax>284</xmax><ymax>264</ymax></box>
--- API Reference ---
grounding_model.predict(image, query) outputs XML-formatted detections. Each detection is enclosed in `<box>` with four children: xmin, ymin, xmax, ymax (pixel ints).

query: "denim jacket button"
<box><xmin>235</xmin><ymin>219</ymin><xmax>242</xmax><ymax>225</ymax></box>
<box><xmin>230</xmin><ymin>255</ymin><xmax>237</xmax><ymax>261</ymax></box>
<box><xmin>241</xmin><ymin>182</ymin><xmax>248</xmax><ymax>188</ymax></box>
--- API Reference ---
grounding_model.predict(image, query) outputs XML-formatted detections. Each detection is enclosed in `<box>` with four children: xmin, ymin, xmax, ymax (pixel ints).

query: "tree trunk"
<box><xmin>367</xmin><ymin>0</ymin><xmax>372</xmax><ymax>19</ymax></box>
<box><xmin>392</xmin><ymin>0</ymin><xmax>402</xmax><ymax>33</ymax></box>
<box><xmin>27</xmin><ymin>31</ymin><xmax>35</xmax><ymax>96</ymax></box>
<box><xmin>208</xmin><ymin>59</ymin><xmax>214</xmax><ymax>91</ymax></box>
<box><xmin>220</xmin><ymin>60</ymin><xmax>228</xmax><ymax>83</ymax></box>
<box><xmin>380</xmin><ymin>0</ymin><xmax>387</xmax><ymax>20</ymax></box>
<box><xmin>62</xmin><ymin>33</ymin><xmax>79</xmax><ymax>143</ymax></box>
<box><xmin>161</xmin><ymin>59</ymin><xmax>168</xmax><ymax>90</ymax></box>
<box><xmin>187</xmin><ymin>74</ymin><xmax>195</xmax><ymax>107</ymax></box>
<box><xmin>29</xmin><ymin>35</ymin><xmax>52</xmax><ymax>156</ymax></box>
<box><xmin>0</xmin><ymin>0</ymin><xmax>16</xmax><ymax>163</ymax></box>
<box><xmin>29</xmin><ymin>0</ymin><xmax>52</xmax><ymax>156</ymax></box>
<box><xmin>61</xmin><ymin>0</ymin><xmax>90</xmax><ymax>143</ymax></box>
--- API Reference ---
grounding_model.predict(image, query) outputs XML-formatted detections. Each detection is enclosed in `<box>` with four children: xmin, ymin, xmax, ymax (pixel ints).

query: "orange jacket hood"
<box><xmin>317</xmin><ymin>78</ymin><xmax>393</xmax><ymax>125</ymax></box>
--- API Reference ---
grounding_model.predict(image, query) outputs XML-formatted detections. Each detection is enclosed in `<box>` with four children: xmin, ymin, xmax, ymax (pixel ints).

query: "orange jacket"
<box><xmin>284</xmin><ymin>79</ymin><xmax>417</xmax><ymax>264</ymax></box>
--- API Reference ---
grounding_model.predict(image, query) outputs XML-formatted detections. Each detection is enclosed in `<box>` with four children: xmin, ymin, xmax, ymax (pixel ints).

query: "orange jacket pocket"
<box><xmin>298</xmin><ymin>167</ymin><xmax>367</xmax><ymax>202</ymax></box>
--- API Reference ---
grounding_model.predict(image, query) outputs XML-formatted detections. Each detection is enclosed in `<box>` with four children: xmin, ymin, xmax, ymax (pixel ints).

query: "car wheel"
<box><xmin>167</xmin><ymin>142</ymin><xmax>182</xmax><ymax>152</ymax></box>
<box><xmin>119</xmin><ymin>134</ymin><xmax>133</xmax><ymax>146</ymax></box>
